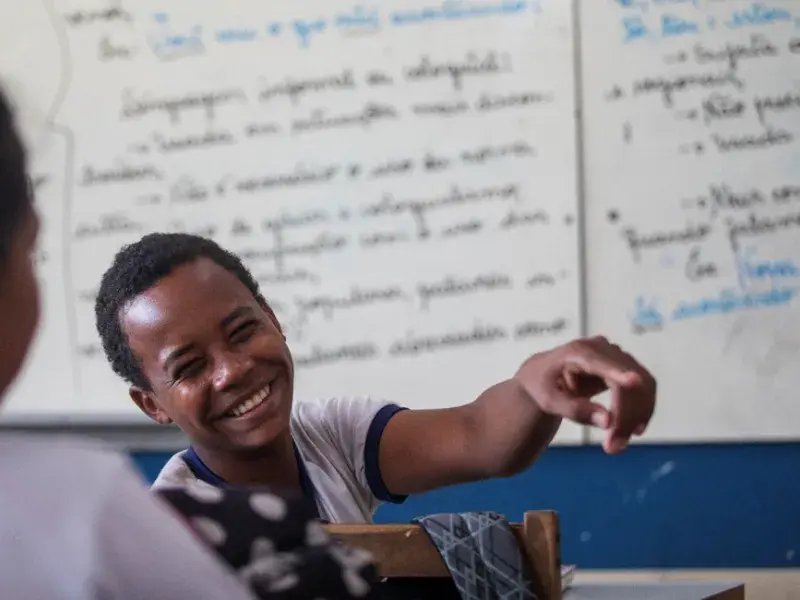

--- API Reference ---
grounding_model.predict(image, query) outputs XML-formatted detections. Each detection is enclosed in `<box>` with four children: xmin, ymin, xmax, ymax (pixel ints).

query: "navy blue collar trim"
<box><xmin>184</xmin><ymin>446</ymin><xmax>227</xmax><ymax>487</ymax></box>
<box><xmin>183</xmin><ymin>443</ymin><xmax>319</xmax><ymax>518</ymax></box>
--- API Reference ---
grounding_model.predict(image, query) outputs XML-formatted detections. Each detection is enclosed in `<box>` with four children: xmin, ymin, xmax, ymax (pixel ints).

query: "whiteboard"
<box><xmin>583</xmin><ymin>0</ymin><xmax>800</xmax><ymax>441</ymax></box>
<box><xmin>0</xmin><ymin>0</ymin><xmax>583</xmax><ymax>442</ymax></box>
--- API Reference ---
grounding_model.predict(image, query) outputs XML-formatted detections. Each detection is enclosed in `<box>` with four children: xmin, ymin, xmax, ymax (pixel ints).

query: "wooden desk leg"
<box><xmin>521</xmin><ymin>511</ymin><xmax>562</xmax><ymax>600</ymax></box>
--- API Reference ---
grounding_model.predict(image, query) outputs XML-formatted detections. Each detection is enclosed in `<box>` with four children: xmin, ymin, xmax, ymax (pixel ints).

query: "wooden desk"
<box><xmin>565</xmin><ymin>582</ymin><xmax>744</xmax><ymax>600</ymax></box>
<box><xmin>326</xmin><ymin>511</ymin><xmax>562</xmax><ymax>599</ymax></box>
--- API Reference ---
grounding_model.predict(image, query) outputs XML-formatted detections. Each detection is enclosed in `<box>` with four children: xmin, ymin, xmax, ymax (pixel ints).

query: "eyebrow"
<box><xmin>161</xmin><ymin>306</ymin><xmax>255</xmax><ymax>373</ymax></box>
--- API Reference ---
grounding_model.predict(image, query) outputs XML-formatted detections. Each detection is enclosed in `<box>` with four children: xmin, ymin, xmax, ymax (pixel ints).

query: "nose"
<box><xmin>211</xmin><ymin>349</ymin><xmax>254</xmax><ymax>392</ymax></box>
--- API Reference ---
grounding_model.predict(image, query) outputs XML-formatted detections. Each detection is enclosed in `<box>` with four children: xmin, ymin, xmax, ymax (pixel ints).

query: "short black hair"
<box><xmin>95</xmin><ymin>232</ymin><xmax>267</xmax><ymax>390</ymax></box>
<box><xmin>0</xmin><ymin>87</ymin><xmax>32</xmax><ymax>268</ymax></box>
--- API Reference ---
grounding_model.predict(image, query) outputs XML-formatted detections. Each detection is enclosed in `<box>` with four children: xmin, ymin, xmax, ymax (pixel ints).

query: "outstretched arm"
<box><xmin>378</xmin><ymin>337</ymin><xmax>656</xmax><ymax>496</ymax></box>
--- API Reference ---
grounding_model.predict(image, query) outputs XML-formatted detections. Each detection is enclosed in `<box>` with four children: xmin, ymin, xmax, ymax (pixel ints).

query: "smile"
<box><xmin>224</xmin><ymin>384</ymin><xmax>271</xmax><ymax>419</ymax></box>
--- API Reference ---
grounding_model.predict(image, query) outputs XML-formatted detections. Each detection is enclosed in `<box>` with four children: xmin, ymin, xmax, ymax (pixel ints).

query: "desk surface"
<box><xmin>565</xmin><ymin>581</ymin><xmax>744</xmax><ymax>600</ymax></box>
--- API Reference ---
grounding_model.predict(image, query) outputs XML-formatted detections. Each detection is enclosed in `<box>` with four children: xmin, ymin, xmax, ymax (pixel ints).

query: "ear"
<box><xmin>129</xmin><ymin>386</ymin><xmax>173</xmax><ymax>425</ymax></box>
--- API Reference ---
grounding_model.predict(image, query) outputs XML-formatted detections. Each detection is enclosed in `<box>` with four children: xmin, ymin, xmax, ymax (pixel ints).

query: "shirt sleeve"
<box><xmin>93</xmin><ymin>456</ymin><xmax>257</xmax><ymax>600</ymax></box>
<box><xmin>297</xmin><ymin>396</ymin><xmax>408</xmax><ymax>505</ymax></box>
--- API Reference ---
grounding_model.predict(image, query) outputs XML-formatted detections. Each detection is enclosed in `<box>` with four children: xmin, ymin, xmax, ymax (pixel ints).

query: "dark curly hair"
<box><xmin>95</xmin><ymin>232</ymin><xmax>268</xmax><ymax>390</ymax></box>
<box><xmin>0</xmin><ymin>87</ymin><xmax>32</xmax><ymax>269</ymax></box>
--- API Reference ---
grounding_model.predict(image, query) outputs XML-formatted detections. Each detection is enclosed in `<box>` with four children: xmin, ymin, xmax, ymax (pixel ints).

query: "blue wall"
<box><xmin>133</xmin><ymin>443</ymin><xmax>800</xmax><ymax>569</ymax></box>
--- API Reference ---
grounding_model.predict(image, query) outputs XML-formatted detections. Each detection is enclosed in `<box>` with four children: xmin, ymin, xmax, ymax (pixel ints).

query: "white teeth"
<box><xmin>227</xmin><ymin>384</ymin><xmax>270</xmax><ymax>418</ymax></box>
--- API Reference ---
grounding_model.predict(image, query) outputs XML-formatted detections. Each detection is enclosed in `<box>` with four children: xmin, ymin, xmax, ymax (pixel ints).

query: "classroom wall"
<box><xmin>133</xmin><ymin>442</ymin><xmax>800</xmax><ymax>570</ymax></box>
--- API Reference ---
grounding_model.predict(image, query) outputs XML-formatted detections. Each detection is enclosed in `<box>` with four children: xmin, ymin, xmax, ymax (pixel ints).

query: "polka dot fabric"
<box><xmin>157</xmin><ymin>487</ymin><xmax>379</xmax><ymax>599</ymax></box>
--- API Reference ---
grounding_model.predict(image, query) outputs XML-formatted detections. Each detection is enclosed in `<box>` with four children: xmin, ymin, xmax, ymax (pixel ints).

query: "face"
<box><xmin>0</xmin><ymin>209</ymin><xmax>40</xmax><ymax>400</ymax></box>
<box><xmin>122</xmin><ymin>258</ymin><xmax>294</xmax><ymax>454</ymax></box>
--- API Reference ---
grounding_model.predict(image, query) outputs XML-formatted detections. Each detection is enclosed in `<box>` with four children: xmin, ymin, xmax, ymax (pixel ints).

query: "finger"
<box><xmin>559</xmin><ymin>339</ymin><xmax>655</xmax><ymax>447</ymax></box>
<box><xmin>608</xmin><ymin>382</ymin><xmax>648</xmax><ymax>441</ymax></box>
<box><xmin>603</xmin><ymin>430</ymin><xmax>629</xmax><ymax>454</ymax></box>
<box><xmin>614</xmin><ymin>365</ymin><xmax>657</xmax><ymax>435</ymax></box>
<box><xmin>569</xmin><ymin>342</ymin><xmax>655</xmax><ymax>415</ymax></box>
<box><xmin>540</xmin><ymin>391</ymin><xmax>611</xmax><ymax>429</ymax></box>
<box><xmin>563</xmin><ymin>343</ymin><xmax>642</xmax><ymax>389</ymax></box>
<box><xmin>564</xmin><ymin>366</ymin><xmax>609</xmax><ymax>396</ymax></box>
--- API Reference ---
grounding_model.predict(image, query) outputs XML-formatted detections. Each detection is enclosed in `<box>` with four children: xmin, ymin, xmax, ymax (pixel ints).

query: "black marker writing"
<box><xmin>702</xmin><ymin>93</ymin><xmax>747</xmax><ymax>124</ymax></box>
<box><xmin>295</xmin><ymin>343</ymin><xmax>379</xmax><ymax>368</ymax></box>
<box><xmin>262</xmin><ymin>209</ymin><xmax>330</xmax><ymax>231</ymax></box>
<box><xmin>170</xmin><ymin>177</ymin><xmax>209</xmax><ymax>204</ymax></box>
<box><xmin>154</xmin><ymin>130</ymin><xmax>236</xmax><ymax>153</ymax></box>
<box><xmin>514</xmin><ymin>318</ymin><xmax>568</xmax><ymax>340</ymax></box>
<box><xmin>632</xmin><ymin>69</ymin><xmax>744</xmax><ymax>107</ymax></box>
<box><xmin>256</xmin><ymin>268</ymin><xmax>320</xmax><ymax>286</ymax></box>
<box><xmin>291</xmin><ymin>103</ymin><xmax>398</xmax><ymax>134</ymax></box>
<box><xmin>121</xmin><ymin>88</ymin><xmax>246</xmax><ymax>123</ymax></box>
<box><xmin>727</xmin><ymin>210</ymin><xmax>800</xmax><ymax>249</ymax></box>
<box><xmin>412</xmin><ymin>100</ymin><xmax>470</xmax><ymax>117</ymax></box>
<box><xmin>295</xmin><ymin>286</ymin><xmax>406</xmax><ymax>320</ymax></box>
<box><xmin>404</xmin><ymin>51</ymin><xmax>511</xmax><ymax>91</ymax></box>
<box><xmin>236</xmin><ymin>164</ymin><xmax>339</xmax><ymax>194</ymax></box>
<box><xmin>80</xmin><ymin>162</ymin><xmax>162</xmax><ymax>186</ymax></box>
<box><xmin>417</xmin><ymin>272</ymin><xmax>512</xmax><ymax>309</ymax></box>
<box><xmin>64</xmin><ymin>7</ymin><xmax>132</xmax><ymax>27</ymax></box>
<box><xmin>712</xmin><ymin>127</ymin><xmax>793</xmax><ymax>153</ymax></box>
<box><xmin>362</xmin><ymin>183</ymin><xmax>519</xmax><ymax>218</ymax></box>
<box><xmin>693</xmin><ymin>34</ymin><xmax>779</xmax><ymax>72</ymax></box>
<box><xmin>231</xmin><ymin>219</ymin><xmax>253</xmax><ymax>237</ymax></box>
<box><xmin>461</xmin><ymin>140</ymin><xmax>535</xmax><ymax>164</ymax></box>
<box><xmin>359</xmin><ymin>230</ymin><xmax>411</xmax><ymax>247</ymax></box>
<box><xmin>772</xmin><ymin>185</ymin><xmax>800</xmax><ymax>204</ymax></box>
<box><xmin>245</xmin><ymin>122</ymin><xmax>282</xmax><ymax>138</ymax></box>
<box><xmin>370</xmin><ymin>158</ymin><xmax>414</xmax><ymax>179</ymax></box>
<box><xmin>476</xmin><ymin>90</ymin><xmax>554</xmax><ymax>112</ymax></box>
<box><xmin>389</xmin><ymin>322</ymin><xmax>507</xmax><ymax>356</ymax></box>
<box><xmin>441</xmin><ymin>219</ymin><xmax>483</xmax><ymax>237</ymax></box>
<box><xmin>259</xmin><ymin>70</ymin><xmax>356</xmax><ymax>105</ymax></box>
<box><xmin>685</xmin><ymin>247</ymin><xmax>717</xmax><ymax>281</ymax></box>
<box><xmin>623</xmin><ymin>223</ymin><xmax>711</xmax><ymax>262</ymax></box>
<box><xmin>499</xmin><ymin>209</ymin><xmax>549</xmax><ymax>229</ymax></box>
<box><xmin>753</xmin><ymin>92</ymin><xmax>800</xmax><ymax>125</ymax></box>
<box><xmin>99</xmin><ymin>36</ymin><xmax>134</xmax><ymax>61</ymax></box>
<box><xmin>74</xmin><ymin>214</ymin><xmax>142</xmax><ymax>239</ymax></box>
<box><xmin>238</xmin><ymin>233</ymin><xmax>348</xmax><ymax>262</ymax></box>
<box><xmin>527</xmin><ymin>271</ymin><xmax>565</xmax><ymax>288</ymax></box>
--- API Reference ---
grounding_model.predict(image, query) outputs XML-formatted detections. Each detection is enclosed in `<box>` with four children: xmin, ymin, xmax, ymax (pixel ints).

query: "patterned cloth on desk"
<box><xmin>413</xmin><ymin>512</ymin><xmax>539</xmax><ymax>600</ymax></box>
<box><xmin>156</xmin><ymin>487</ymin><xmax>378</xmax><ymax>600</ymax></box>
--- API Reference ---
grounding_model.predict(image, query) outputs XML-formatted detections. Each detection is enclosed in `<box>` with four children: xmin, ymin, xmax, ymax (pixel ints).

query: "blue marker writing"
<box><xmin>623</xmin><ymin>16</ymin><xmax>650</xmax><ymax>42</ymax></box>
<box><xmin>630</xmin><ymin>296</ymin><xmax>664</xmax><ymax>333</ymax></box>
<box><xmin>727</xmin><ymin>2</ymin><xmax>792</xmax><ymax>29</ymax></box>
<box><xmin>672</xmin><ymin>286</ymin><xmax>797</xmax><ymax>320</ymax></box>
<box><xmin>662</xmin><ymin>14</ymin><xmax>700</xmax><ymax>37</ymax></box>
<box><xmin>146</xmin><ymin>13</ymin><xmax>205</xmax><ymax>59</ymax></box>
<box><xmin>335</xmin><ymin>5</ymin><xmax>381</xmax><ymax>30</ymax></box>
<box><xmin>391</xmin><ymin>0</ymin><xmax>527</xmax><ymax>26</ymax></box>
<box><xmin>736</xmin><ymin>247</ymin><xmax>800</xmax><ymax>288</ymax></box>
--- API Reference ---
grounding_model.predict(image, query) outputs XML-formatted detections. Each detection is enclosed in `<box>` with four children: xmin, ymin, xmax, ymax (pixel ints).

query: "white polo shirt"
<box><xmin>0</xmin><ymin>434</ymin><xmax>255</xmax><ymax>600</ymax></box>
<box><xmin>152</xmin><ymin>396</ymin><xmax>408</xmax><ymax>524</ymax></box>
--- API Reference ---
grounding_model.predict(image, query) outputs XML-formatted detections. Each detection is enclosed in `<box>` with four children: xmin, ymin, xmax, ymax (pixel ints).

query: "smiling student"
<box><xmin>95</xmin><ymin>233</ymin><xmax>656</xmax><ymax>524</ymax></box>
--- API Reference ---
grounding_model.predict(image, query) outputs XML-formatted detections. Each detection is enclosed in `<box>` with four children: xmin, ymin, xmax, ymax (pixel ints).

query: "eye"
<box><xmin>230</xmin><ymin>320</ymin><xmax>258</xmax><ymax>343</ymax></box>
<box><xmin>173</xmin><ymin>358</ymin><xmax>205</xmax><ymax>382</ymax></box>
